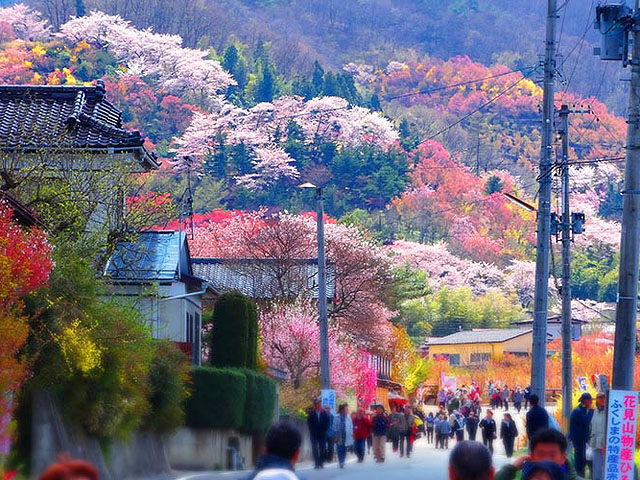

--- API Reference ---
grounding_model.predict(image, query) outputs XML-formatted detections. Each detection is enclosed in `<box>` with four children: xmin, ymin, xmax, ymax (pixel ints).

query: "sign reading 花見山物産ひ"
<box><xmin>604</xmin><ymin>390</ymin><xmax>638</xmax><ymax>480</ymax></box>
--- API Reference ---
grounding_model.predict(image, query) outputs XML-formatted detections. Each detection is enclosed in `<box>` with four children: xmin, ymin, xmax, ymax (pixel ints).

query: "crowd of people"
<box><xmin>28</xmin><ymin>385</ymin><xmax>613</xmax><ymax>480</ymax></box>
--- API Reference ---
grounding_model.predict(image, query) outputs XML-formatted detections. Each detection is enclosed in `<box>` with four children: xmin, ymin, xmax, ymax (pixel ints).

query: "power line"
<box><xmin>383</xmin><ymin>66</ymin><xmax>537</xmax><ymax>102</ymax></box>
<box><xmin>416</xmin><ymin>70</ymin><xmax>539</xmax><ymax>147</ymax></box>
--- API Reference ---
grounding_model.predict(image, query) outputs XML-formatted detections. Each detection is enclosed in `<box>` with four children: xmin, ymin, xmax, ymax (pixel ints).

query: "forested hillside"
<box><xmin>0</xmin><ymin>1</ymin><xmax>622</xmax><ymax>341</ymax></box>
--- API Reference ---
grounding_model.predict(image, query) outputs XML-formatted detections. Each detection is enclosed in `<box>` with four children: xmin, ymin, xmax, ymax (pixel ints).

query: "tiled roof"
<box><xmin>104</xmin><ymin>231</ymin><xmax>191</xmax><ymax>282</ymax></box>
<box><xmin>426</xmin><ymin>328</ymin><xmax>533</xmax><ymax>345</ymax></box>
<box><xmin>191</xmin><ymin>258</ymin><xmax>336</xmax><ymax>300</ymax></box>
<box><xmin>0</xmin><ymin>81</ymin><xmax>158</xmax><ymax>169</ymax></box>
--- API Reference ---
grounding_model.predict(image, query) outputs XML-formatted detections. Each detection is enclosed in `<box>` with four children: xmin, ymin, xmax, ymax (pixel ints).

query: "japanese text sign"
<box><xmin>605</xmin><ymin>390</ymin><xmax>638</xmax><ymax>480</ymax></box>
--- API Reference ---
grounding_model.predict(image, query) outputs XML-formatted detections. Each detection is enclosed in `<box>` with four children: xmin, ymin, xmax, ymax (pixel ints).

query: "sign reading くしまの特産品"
<box><xmin>604</xmin><ymin>390</ymin><xmax>638</xmax><ymax>480</ymax></box>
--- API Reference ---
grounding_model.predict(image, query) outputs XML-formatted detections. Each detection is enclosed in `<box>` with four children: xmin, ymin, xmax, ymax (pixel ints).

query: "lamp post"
<box><xmin>300</xmin><ymin>182</ymin><xmax>330</xmax><ymax>390</ymax></box>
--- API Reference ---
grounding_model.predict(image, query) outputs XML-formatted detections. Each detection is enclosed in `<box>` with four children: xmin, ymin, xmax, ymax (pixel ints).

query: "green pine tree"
<box><xmin>312</xmin><ymin>61</ymin><xmax>325</xmax><ymax>96</ymax></box>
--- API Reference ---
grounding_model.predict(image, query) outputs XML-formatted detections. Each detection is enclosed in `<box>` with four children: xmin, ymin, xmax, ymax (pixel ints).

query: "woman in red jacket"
<box><xmin>352</xmin><ymin>408</ymin><xmax>372</xmax><ymax>463</ymax></box>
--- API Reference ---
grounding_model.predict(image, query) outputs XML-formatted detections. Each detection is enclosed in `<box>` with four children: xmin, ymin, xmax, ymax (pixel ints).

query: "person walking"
<box><xmin>372</xmin><ymin>405</ymin><xmax>389</xmax><ymax>463</ymax></box>
<box><xmin>590</xmin><ymin>392</ymin><xmax>606</xmax><ymax>480</ymax></box>
<box><xmin>440</xmin><ymin>413</ymin><xmax>452</xmax><ymax>449</ymax></box>
<box><xmin>569</xmin><ymin>393</ymin><xmax>593</xmax><ymax>477</ymax></box>
<box><xmin>353</xmin><ymin>408</ymin><xmax>371</xmax><ymax>463</ymax></box>
<box><xmin>525</xmin><ymin>395</ymin><xmax>549</xmax><ymax>441</ymax></box>
<box><xmin>523</xmin><ymin>386</ymin><xmax>531</xmax><ymax>410</ymax></box>
<box><xmin>479</xmin><ymin>410</ymin><xmax>497</xmax><ymax>454</ymax></box>
<box><xmin>502</xmin><ymin>387</ymin><xmax>510</xmax><ymax>411</ymax></box>
<box><xmin>426</xmin><ymin>412</ymin><xmax>435</xmax><ymax>444</ymax></box>
<box><xmin>400</xmin><ymin>405</ymin><xmax>416</xmax><ymax>458</ymax></box>
<box><xmin>307</xmin><ymin>398</ymin><xmax>329</xmax><ymax>469</ymax></box>
<box><xmin>500</xmin><ymin>413</ymin><xmax>518</xmax><ymax>458</ymax></box>
<box><xmin>513</xmin><ymin>389</ymin><xmax>523</xmax><ymax>414</ymax></box>
<box><xmin>454</xmin><ymin>411</ymin><xmax>466</xmax><ymax>442</ymax></box>
<box><xmin>334</xmin><ymin>404</ymin><xmax>354</xmax><ymax>468</ymax></box>
<box><xmin>466</xmin><ymin>411</ymin><xmax>479</xmax><ymax>441</ymax></box>
<box><xmin>325</xmin><ymin>405</ymin><xmax>335</xmax><ymax>463</ymax></box>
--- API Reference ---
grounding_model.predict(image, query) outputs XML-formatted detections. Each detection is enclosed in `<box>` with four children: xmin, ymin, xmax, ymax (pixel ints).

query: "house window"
<box><xmin>449</xmin><ymin>354</ymin><xmax>460</xmax><ymax>366</ymax></box>
<box><xmin>470</xmin><ymin>353</ymin><xmax>491</xmax><ymax>364</ymax></box>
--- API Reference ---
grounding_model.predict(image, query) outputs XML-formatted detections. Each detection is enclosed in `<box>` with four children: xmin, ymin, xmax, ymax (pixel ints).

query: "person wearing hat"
<box><xmin>589</xmin><ymin>393</ymin><xmax>606</xmax><ymax>480</ymax></box>
<box><xmin>569</xmin><ymin>393</ymin><xmax>593</xmax><ymax>477</ymax></box>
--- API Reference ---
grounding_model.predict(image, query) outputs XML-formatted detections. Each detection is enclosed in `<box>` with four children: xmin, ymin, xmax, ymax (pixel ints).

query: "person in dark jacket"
<box><xmin>307</xmin><ymin>398</ymin><xmax>329</xmax><ymax>469</ymax></box>
<box><xmin>500</xmin><ymin>413</ymin><xmax>519</xmax><ymax>458</ymax></box>
<box><xmin>494</xmin><ymin>428</ymin><xmax>584</xmax><ymax>480</ymax></box>
<box><xmin>248</xmin><ymin>421</ymin><xmax>302</xmax><ymax>480</ymax></box>
<box><xmin>525</xmin><ymin>395</ymin><xmax>549</xmax><ymax>441</ymax></box>
<box><xmin>479</xmin><ymin>410</ymin><xmax>497</xmax><ymax>454</ymax></box>
<box><xmin>569</xmin><ymin>393</ymin><xmax>593</xmax><ymax>477</ymax></box>
<box><xmin>372</xmin><ymin>405</ymin><xmax>389</xmax><ymax>462</ymax></box>
<box><xmin>466</xmin><ymin>411</ymin><xmax>479</xmax><ymax>441</ymax></box>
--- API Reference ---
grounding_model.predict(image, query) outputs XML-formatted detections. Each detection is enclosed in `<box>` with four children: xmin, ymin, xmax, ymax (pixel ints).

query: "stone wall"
<box><xmin>167</xmin><ymin>428</ymin><xmax>253</xmax><ymax>471</ymax></box>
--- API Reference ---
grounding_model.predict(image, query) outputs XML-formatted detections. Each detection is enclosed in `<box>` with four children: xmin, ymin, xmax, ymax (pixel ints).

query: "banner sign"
<box><xmin>321</xmin><ymin>389</ymin><xmax>336</xmax><ymax>414</ymax></box>
<box><xmin>578</xmin><ymin>377</ymin><xmax>589</xmax><ymax>393</ymax></box>
<box><xmin>604</xmin><ymin>390</ymin><xmax>638</xmax><ymax>480</ymax></box>
<box><xmin>441</xmin><ymin>373</ymin><xmax>457</xmax><ymax>391</ymax></box>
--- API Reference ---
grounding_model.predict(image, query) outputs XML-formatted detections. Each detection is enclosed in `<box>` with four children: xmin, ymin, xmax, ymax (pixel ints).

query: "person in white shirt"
<box><xmin>589</xmin><ymin>392</ymin><xmax>607</xmax><ymax>480</ymax></box>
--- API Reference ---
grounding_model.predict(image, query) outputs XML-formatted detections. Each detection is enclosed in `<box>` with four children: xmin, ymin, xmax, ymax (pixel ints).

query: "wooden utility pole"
<box><xmin>559</xmin><ymin>105</ymin><xmax>573</xmax><ymax>430</ymax></box>
<box><xmin>531</xmin><ymin>0</ymin><xmax>557</xmax><ymax>404</ymax></box>
<box><xmin>613</xmin><ymin>0</ymin><xmax>640</xmax><ymax>391</ymax></box>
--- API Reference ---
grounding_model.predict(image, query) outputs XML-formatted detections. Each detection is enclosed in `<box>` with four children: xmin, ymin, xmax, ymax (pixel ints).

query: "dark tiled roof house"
<box><xmin>0</xmin><ymin>80</ymin><xmax>158</xmax><ymax>169</ymax></box>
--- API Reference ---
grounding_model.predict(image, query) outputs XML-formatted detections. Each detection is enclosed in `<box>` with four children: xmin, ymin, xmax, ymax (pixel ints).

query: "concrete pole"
<box><xmin>316</xmin><ymin>187</ymin><xmax>331</xmax><ymax>390</ymax></box>
<box><xmin>612</xmin><ymin>1</ymin><xmax>640</xmax><ymax>391</ymax></box>
<box><xmin>531</xmin><ymin>0</ymin><xmax>557</xmax><ymax>404</ymax></box>
<box><xmin>560</xmin><ymin>105</ymin><xmax>573</xmax><ymax>430</ymax></box>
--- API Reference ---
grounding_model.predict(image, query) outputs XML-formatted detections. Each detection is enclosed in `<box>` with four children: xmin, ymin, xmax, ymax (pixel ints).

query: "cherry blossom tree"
<box><xmin>259</xmin><ymin>299</ymin><xmax>360</xmax><ymax>395</ymax></box>
<box><xmin>189</xmin><ymin>209</ymin><xmax>395</xmax><ymax>350</ymax></box>
<box><xmin>174</xmin><ymin>95</ymin><xmax>399</xmax><ymax>185</ymax></box>
<box><xmin>0</xmin><ymin>4</ymin><xmax>51</xmax><ymax>42</ymax></box>
<box><xmin>59</xmin><ymin>11</ymin><xmax>234</xmax><ymax>105</ymax></box>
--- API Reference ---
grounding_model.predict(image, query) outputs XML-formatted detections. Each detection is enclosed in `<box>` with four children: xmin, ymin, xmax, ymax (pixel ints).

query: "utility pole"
<box><xmin>557</xmin><ymin>105</ymin><xmax>588</xmax><ymax>429</ymax></box>
<box><xmin>315</xmin><ymin>186</ymin><xmax>331</xmax><ymax>390</ymax></box>
<box><xmin>559</xmin><ymin>105</ymin><xmax>573</xmax><ymax>430</ymax></box>
<box><xmin>531</xmin><ymin>0</ymin><xmax>558</xmax><ymax>404</ymax></box>
<box><xmin>613</xmin><ymin>0</ymin><xmax>640</xmax><ymax>391</ymax></box>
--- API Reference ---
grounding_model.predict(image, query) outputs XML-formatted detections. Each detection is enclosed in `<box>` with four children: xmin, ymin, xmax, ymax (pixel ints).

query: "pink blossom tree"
<box><xmin>259</xmin><ymin>299</ymin><xmax>360</xmax><ymax>395</ymax></box>
<box><xmin>59</xmin><ymin>12</ymin><xmax>234</xmax><ymax>105</ymax></box>
<box><xmin>0</xmin><ymin>3</ymin><xmax>51</xmax><ymax>41</ymax></box>
<box><xmin>174</xmin><ymin>95</ymin><xmax>399</xmax><ymax>184</ymax></box>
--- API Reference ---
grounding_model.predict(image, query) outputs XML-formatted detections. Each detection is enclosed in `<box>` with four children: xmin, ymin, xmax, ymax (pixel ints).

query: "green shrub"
<box><xmin>185</xmin><ymin>367</ymin><xmax>247</xmax><ymax>429</ymax></box>
<box><xmin>240</xmin><ymin>369</ymin><xmax>277</xmax><ymax>434</ymax></box>
<box><xmin>143</xmin><ymin>340</ymin><xmax>191</xmax><ymax>433</ymax></box>
<box><xmin>210</xmin><ymin>291</ymin><xmax>250</xmax><ymax>368</ymax></box>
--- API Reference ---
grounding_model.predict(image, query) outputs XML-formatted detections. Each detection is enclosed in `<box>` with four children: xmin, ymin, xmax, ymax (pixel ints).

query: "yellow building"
<box><xmin>425</xmin><ymin>328</ymin><xmax>534</xmax><ymax>367</ymax></box>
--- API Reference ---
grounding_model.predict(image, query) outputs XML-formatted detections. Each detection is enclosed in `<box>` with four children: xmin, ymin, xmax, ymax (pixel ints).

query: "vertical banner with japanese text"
<box><xmin>604</xmin><ymin>390</ymin><xmax>638</xmax><ymax>480</ymax></box>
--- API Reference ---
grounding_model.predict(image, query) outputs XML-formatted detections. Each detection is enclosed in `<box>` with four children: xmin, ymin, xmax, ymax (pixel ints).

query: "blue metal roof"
<box><xmin>104</xmin><ymin>231</ymin><xmax>191</xmax><ymax>281</ymax></box>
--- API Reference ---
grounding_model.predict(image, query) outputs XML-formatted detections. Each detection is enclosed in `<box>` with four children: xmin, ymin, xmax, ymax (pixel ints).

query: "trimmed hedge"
<box><xmin>185</xmin><ymin>367</ymin><xmax>277</xmax><ymax>434</ymax></box>
<box><xmin>246</xmin><ymin>300</ymin><xmax>258</xmax><ymax>369</ymax></box>
<box><xmin>240</xmin><ymin>369</ymin><xmax>277</xmax><ymax>434</ymax></box>
<box><xmin>210</xmin><ymin>291</ymin><xmax>249</xmax><ymax>368</ymax></box>
<box><xmin>185</xmin><ymin>367</ymin><xmax>247</xmax><ymax>429</ymax></box>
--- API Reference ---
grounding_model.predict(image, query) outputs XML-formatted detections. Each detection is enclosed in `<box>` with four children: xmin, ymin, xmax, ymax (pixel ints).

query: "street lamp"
<box><xmin>299</xmin><ymin>182</ymin><xmax>331</xmax><ymax>391</ymax></box>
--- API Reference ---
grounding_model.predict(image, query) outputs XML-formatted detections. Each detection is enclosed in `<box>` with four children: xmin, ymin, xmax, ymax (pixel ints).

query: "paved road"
<box><xmin>174</xmin><ymin>436</ymin><xmax>512</xmax><ymax>480</ymax></box>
